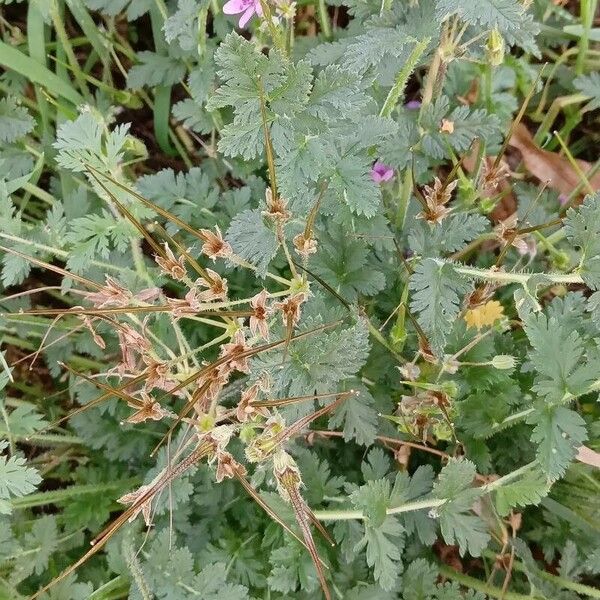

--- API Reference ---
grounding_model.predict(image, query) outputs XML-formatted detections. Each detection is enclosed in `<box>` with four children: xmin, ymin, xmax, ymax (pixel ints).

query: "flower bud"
<box><xmin>491</xmin><ymin>355</ymin><xmax>517</xmax><ymax>370</ymax></box>
<box><xmin>486</xmin><ymin>28</ymin><xmax>505</xmax><ymax>67</ymax></box>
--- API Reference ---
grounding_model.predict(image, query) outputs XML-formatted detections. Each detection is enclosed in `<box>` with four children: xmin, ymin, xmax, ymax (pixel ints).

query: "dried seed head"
<box><xmin>273</xmin><ymin>450</ymin><xmax>302</xmax><ymax>502</ymax></box>
<box><xmin>167</xmin><ymin>289</ymin><xmax>203</xmax><ymax>318</ymax></box>
<box><xmin>199</xmin><ymin>226</ymin><xmax>233</xmax><ymax>261</ymax></box>
<box><xmin>398</xmin><ymin>363</ymin><xmax>420</xmax><ymax>381</ymax></box>
<box><xmin>126</xmin><ymin>392</ymin><xmax>171</xmax><ymax>424</ymax></box>
<box><xmin>84</xmin><ymin>276</ymin><xmax>131</xmax><ymax>308</ymax></box>
<box><xmin>118</xmin><ymin>324</ymin><xmax>151</xmax><ymax>368</ymax></box>
<box><xmin>245</xmin><ymin>413</ymin><xmax>285</xmax><ymax>463</ymax></box>
<box><xmin>118</xmin><ymin>483</ymin><xmax>154</xmax><ymax>526</ymax></box>
<box><xmin>203</xmin><ymin>424</ymin><xmax>235</xmax><ymax>451</ymax></box>
<box><xmin>196</xmin><ymin>367</ymin><xmax>229</xmax><ymax>405</ymax></box>
<box><xmin>494</xmin><ymin>213</ymin><xmax>529</xmax><ymax>253</ymax></box>
<box><xmin>419</xmin><ymin>177</ymin><xmax>457</xmax><ymax>224</ymax></box>
<box><xmin>117</xmin><ymin>471</ymin><xmax>162</xmax><ymax>526</ymax></box>
<box><xmin>215</xmin><ymin>450</ymin><xmax>246</xmax><ymax>482</ymax></box>
<box><xmin>273</xmin><ymin>293</ymin><xmax>306</xmax><ymax>328</ymax></box>
<box><xmin>196</xmin><ymin>269</ymin><xmax>228</xmax><ymax>302</ymax></box>
<box><xmin>249</xmin><ymin>290</ymin><xmax>270</xmax><ymax>339</ymax></box>
<box><xmin>263</xmin><ymin>188</ymin><xmax>290</xmax><ymax>222</ymax></box>
<box><xmin>218</xmin><ymin>330</ymin><xmax>251</xmax><ymax>374</ymax></box>
<box><xmin>481</xmin><ymin>160</ymin><xmax>510</xmax><ymax>194</ymax></box>
<box><xmin>293</xmin><ymin>233</ymin><xmax>318</xmax><ymax>258</ymax></box>
<box><xmin>155</xmin><ymin>243</ymin><xmax>187</xmax><ymax>281</ymax></box>
<box><xmin>143</xmin><ymin>356</ymin><xmax>171</xmax><ymax>391</ymax></box>
<box><xmin>236</xmin><ymin>383</ymin><xmax>269</xmax><ymax>422</ymax></box>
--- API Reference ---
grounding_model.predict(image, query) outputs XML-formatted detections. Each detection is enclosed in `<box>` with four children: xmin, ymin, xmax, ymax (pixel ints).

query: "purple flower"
<box><xmin>223</xmin><ymin>0</ymin><xmax>263</xmax><ymax>28</ymax></box>
<box><xmin>558</xmin><ymin>193</ymin><xmax>569</xmax><ymax>206</ymax></box>
<box><xmin>370</xmin><ymin>161</ymin><xmax>394</xmax><ymax>183</ymax></box>
<box><xmin>405</xmin><ymin>100</ymin><xmax>421</xmax><ymax>110</ymax></box>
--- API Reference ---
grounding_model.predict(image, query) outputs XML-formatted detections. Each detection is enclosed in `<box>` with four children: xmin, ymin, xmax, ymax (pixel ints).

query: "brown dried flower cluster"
<box><xmin>418</xmin><ymin>177</ymin><xmax>458</xmax><ymax>224</ymax></box>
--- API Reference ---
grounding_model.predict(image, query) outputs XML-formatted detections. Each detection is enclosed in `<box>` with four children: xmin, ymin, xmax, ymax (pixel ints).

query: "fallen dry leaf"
<box><xmin>508</xmin><ymin>123</ymin><xmax>600</xmax><ymax>197</ymax></box>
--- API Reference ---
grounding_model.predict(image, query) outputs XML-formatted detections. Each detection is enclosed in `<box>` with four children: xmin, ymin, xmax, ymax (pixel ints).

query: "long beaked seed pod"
<box><xmin>273</xmin><ymin>452</ymin><xmax>331</xmax><ymax>600</ymax></box>
<box><xmin>29</xmin><ymin>439</ymin><xmax>215</xmax><ymax>600</ymax></box>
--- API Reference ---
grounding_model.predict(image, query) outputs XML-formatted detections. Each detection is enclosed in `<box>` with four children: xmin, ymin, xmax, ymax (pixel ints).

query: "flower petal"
<box><xmin>238</xmin><ymin>5</ymin><xmax>255</xmax><ymax>27</ymax></box>
<box><xmin>223</xmin><ymin>0</ymin><xmax>247</xmax><ymax>14</ymax></box>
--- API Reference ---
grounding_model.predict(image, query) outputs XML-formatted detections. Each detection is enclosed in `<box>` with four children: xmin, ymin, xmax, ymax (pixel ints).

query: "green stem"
<box><xmin>313</xmin><ymin>498</ymin><xmax>445</xmax><ymax>522</ymax></box>
<box><xmin>482</xmin><ymin>549</ymin><xmax>600</xmax><ymax>599</ymax></box>
<box><xmin>443</xmin><ymin>262</ymin><xmax>584</xmax><ymax>286</ymax></box>
<box><xmin>0</xmin><ymin>231</ymin><xmax>133</xmax><ymax>275</ymax></box>
<box><xmin>10</xmin><ymin>478</ymin><xmax>139</xmax><ymax>510</ymax></box>
<box><xmin>0</xmin><ymin>430</ymin><xmax>83</xmax><ymax>446</ymax></box>
<box><xmin>49</xmin><ymin>0</ymin><xmax>89</xmax><ymax>98</ymax></box>
<box><xmin>380</xmin><ymin>38</ymin><xmax>430</xmax><ymax>118</ymax></box>
<box><xmin>576</xmin><ymin>0</ymin><xmax>597</xmax><ymax>75</ymax></box>
<box><xmin>317</xmin><ymin>0</ymin><xmax>332</xmax><ymax>40</ymax></box>
<box><xmin>395</xmin><ymin>169</ymin><xmax>413</xmax><ymax>230</ymax></box>
<box><xmin>438</xmin><ymin>565</ymin><xmax>533</xmax><ymax>600</ymax></box>
<box><xmin>314</xmin><ymin>463</ymin><xmax>537</xmax><ymax>522</ymax></box>
<box><xmin>88</xmin><ymin>576</ymin><xmax>130</xmax><ymax>600</ymax></box>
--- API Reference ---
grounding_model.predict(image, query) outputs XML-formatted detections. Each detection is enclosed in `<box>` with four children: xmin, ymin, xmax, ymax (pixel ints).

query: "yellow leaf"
<box><xmin>464</xmin><ymin>300</ymin><xmax>504</xmax><ymax>331</ymax></box>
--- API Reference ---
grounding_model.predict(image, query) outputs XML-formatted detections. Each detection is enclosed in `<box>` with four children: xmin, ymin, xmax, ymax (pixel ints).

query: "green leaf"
<box><xmin>354</xmin><ymin>516</ymin><xmax>404</xmax><ymax>591</ymax></box>
<box><xmin>64</xmin><ymin>210</ymin><xmax>135</xmax><ymax>273</ymax></box>
<box><xmin>409</xmin><ymin>259</ymin><xmax>471</xmax><ymax>355</ymax></box>
<box><xmin>523</xmin><ymin>312</ymin><xmax>598</xmax><ymax>403</ymax></box>
<box><xmin>494</xmin><ymin>471</ymin><xmax>551</xmax><ymax>516</ymax></box>
<box><xmin>433</xmin><ymin>459</ymin><xmax>477</xmax><ymax>499</ymax></box>
<box><xmin>421</xmin><ymin>97</ymin><xmax>500</xmax><ymax>159</ymax></box>
<box><xmin>25</xmin><ymin>515</ymin><xmax>58</xmax><ymax>575</ymax></box>
<box><xmin>4</xmin><ymin>403</ymin><xmax>47</xmax><ymax>436</ymax></box>
<box><xmin>253</xmin><ymin>317</ymin><xmax>371</xmax><ymax>417</ymax></box>
<box><xmin>529</xmin><ymin>406</ymin><xmax>587</xmax><ymax>481</ymax></box>
<box><xmin>0</xmin><ymin>96</ymin><xmax>35</xmax><ymax>143</ymax></box>
<box><xmin>401</xmin><ymin>559</ymin><xmax>438</xmax><ymax>600</ymax></box>
<box><xmin>313</xmin><ymin>225</ymin><xmax>386</xmax><ymax>301</ymax></box>
<box><xmin>351</xmin><ymin>478</ymin><xmax>390</xmax><ymax>527</ymax></box>
<box><xmin>361</xmin><ymin>447</ymin><xmax>391</xmax><ymax>481</ymax></box>
<box><xmin>327</xmin><ymin>155</ymin><xmax>382</xmax><ymax>217</ymax></box>
<box><xmin>433</xmin><ymin>460</ymin><xmax>489</xmax><ymax>556</ymax></box>
<box><xmin>390</xmin><ymin>466</ymin><xmax>437</xmax><ymax>545</ymax></box>
<box><xmin>574</xmin><ymin>72</ymin><xmax>600</xmax><ymax>111</ymax></box>
<box><xmin>84</xmin><ymin>0</ymin><xmax>151</xmax><ymax>20</ymax></box>
<box><xmin>225</xmin><ymin>209</ymin><xmax>279</xmax><ymax>277</ymax></box>
<box><xmin>328</xmin><ymin>384</ymin><xmax>378</xmax><ymax>446</ymax></box>
<box><xmin>436</xmin><ymin>0</ymin><xmax>523</xmax><ymax>32</ymax></box>
<box><xmin>127</xmin><ymin>52</ymin><xmax>187</xmax><ymax>89</ymax></box>
<box><xmin>409</xmin><ymin>213</ymin><xmax>489</xmax><ymax>257</ymax></box>
<box><xmin>565</xmin><ymin>192</ymin><xmax>600</xmax><ymax>289</ymax></box>
<box><xmin>0</xmin><ymin>452</ymin><xmax>41</xmax><ymax>514</ymax></box>
<box><xmin>163</xmin><ymin>0</ymin><xmax>202</xmax><ymax>51</ymax></box>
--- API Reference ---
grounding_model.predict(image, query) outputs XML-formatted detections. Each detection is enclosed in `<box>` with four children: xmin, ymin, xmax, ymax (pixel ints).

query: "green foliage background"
<box><xmin>0</xmin><ymin>0</ymin><xmax>600</xmax><ymax>598</ymax></box>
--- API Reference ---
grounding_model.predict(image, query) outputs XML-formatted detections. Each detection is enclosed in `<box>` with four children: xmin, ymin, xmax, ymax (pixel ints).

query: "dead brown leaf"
<box><xmin>508</xmin><ymin>123</ymin><xmax>600</xmax><ymax>197</ymax></box>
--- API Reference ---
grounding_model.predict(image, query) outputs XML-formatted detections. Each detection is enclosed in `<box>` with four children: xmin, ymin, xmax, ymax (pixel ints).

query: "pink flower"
<box><xmin>223</xmin><ymin>0</ymin><xmax>263</xmax><ymax>28</ymax></box>
<box><xmin>559</xmin><ymin>194</ymin><xmax>569</xmax><ymax>206</ymax></box>
<box><xmin>370</xmin><ymin>161</ymin><xmax>394</xmax><ymax>183</ymax></box>
<box><xmin>405</xmin><ymin>100</ymin><xmax>421</xmax><ymax>110</ymax></box>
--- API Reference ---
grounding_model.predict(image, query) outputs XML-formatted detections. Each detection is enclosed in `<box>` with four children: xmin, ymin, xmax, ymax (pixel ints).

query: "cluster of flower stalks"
<box><xmin>12</xmin><ymin>170</ymin><xmax>355</xmax><ymax>600</ymax></box>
